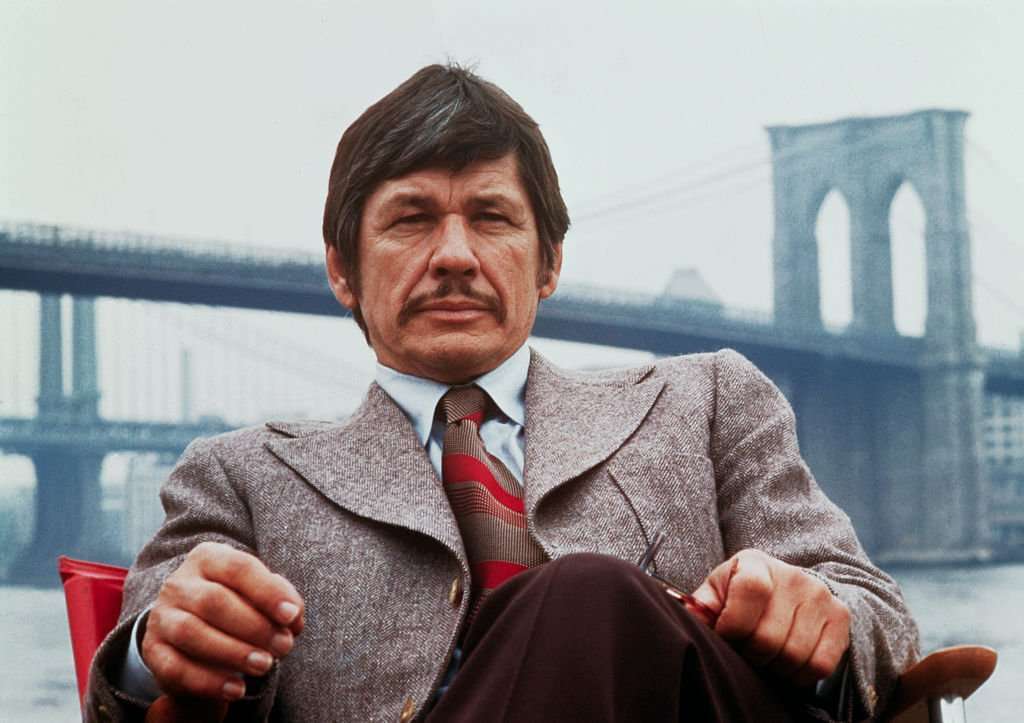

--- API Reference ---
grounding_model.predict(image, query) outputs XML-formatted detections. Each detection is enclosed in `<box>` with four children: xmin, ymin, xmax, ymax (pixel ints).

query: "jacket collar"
<box><xmin>264</xmin><ymin>385</ymin><xmax>466</xmax><ymax>567</ymax></box>
<box><xmin>263</xmin><ymin>348</ymin><xmax>665</xmax><ymax>556</ymax></box>
<box><xmin>522</xmin><ymin>349</ymin><xmax>664</xmax><ymax>516</ymax></box>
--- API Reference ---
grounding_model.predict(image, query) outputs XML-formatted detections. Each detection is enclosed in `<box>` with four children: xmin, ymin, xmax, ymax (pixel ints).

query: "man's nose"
<box><xmin>428</xmin><ymin>215</ymin><xmax>479</xmax><ymax>278</ymax></box>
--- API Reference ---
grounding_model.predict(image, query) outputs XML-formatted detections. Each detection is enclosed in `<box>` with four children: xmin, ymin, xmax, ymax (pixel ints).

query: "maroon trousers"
<box><xmin>427</xmin><ymin>553</ymin><xmax>828</xmax><ymax>723</ymax></box>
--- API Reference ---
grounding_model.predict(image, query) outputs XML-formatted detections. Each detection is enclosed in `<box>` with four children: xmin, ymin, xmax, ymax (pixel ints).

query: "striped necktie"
<box><xmin>440</xmin><ymin>385</ymin><xmax>547</xmax><ymax>619</ymax></box>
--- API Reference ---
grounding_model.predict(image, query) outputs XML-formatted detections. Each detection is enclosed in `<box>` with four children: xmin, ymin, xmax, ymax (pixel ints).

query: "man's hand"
<box><xmin>141</xmin><ymin>542</ymin><xmax>305</xmax><ymax>701</ymax></box>
<box><xmin>690</xmin><ymin>549</ymin><xmax>850</xmax><ymax>687</ymax></box>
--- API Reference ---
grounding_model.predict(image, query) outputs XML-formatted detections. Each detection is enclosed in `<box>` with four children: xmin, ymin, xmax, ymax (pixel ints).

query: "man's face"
<box><xmin>327</xmin><ymin>154</ymin><xmax>561</xmax><ymax>384</ymax></box>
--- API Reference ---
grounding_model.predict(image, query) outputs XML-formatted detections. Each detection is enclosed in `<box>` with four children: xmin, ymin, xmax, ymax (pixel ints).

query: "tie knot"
<box><xmin>441</xmin><ymin>385</ymin><xmax>489</xmax><ymax>426</ymax></box>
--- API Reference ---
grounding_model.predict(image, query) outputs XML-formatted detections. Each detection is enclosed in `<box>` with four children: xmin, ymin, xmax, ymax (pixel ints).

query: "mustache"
<box><xmin>399</xmin><ymin>278</ymin><xmax>505</xmax><ymax>326</ymax></box>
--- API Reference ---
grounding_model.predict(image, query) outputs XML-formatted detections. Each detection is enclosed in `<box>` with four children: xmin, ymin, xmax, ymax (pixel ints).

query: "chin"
<box><xmin>419</xmin><ymin>339</ymin><xmax>503</xmax><ymax>382</ymax></box>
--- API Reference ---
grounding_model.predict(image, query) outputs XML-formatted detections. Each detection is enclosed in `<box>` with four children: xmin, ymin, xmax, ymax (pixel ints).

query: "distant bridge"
<box><xmin>2</xmin><ymin>109</ymin><xmax>1024</xmax><ymax>583</ymax></box>
<box><xmin>2</xmin><ymin>220</ymin><xmax>1021</xmax><ymax>390</ymax></box>
<box><xmin>0</xmin><ymin>416</ymin><xmax>229</xmax><ymax>455</ymax></box>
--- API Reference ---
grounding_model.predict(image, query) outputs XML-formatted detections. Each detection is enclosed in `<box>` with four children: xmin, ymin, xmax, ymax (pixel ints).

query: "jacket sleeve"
<box><xmin>709</xmin><ymin>348</ymin><xmax>920</xmax><ymax>720</ymax></box>
<box><xmin>84</xmin><ymin>435</ymin><xmax>278</xmax><ymax>723</ymax></box>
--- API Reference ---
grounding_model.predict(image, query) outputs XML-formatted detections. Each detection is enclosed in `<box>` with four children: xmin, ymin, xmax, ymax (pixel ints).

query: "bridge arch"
<box><xmin>767</xmin><ymin>109</ymin><xmax>975</xmax><ymax>348</ymax></box>
<box><xmin>813</xmin><ymin>188</ymin><xmax>853</xmax><ymax>330</ymax></box>
<box><xmin>887</xmin><ymin>179</ymin><xmax>929</xmax><ymax>337</ymax></box>
<box><xmin>767</xmin><ymin>109</ymin><xmax>988</xmax><ymax>559</ymax></box>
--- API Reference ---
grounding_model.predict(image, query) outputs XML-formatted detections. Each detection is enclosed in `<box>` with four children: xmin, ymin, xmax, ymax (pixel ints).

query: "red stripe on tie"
<box><xmin>462</xmin><ymin>411</ymin><xmax>485</xmax><ymax>425</ymax></box>
<box><xmin>442</xmin><ymin>453</ymin><xmax>524</xmax><ymax>513</ymax></box>
<box><xmin>473</xmin><ymin>560</ymin><xmax>528</xmax><ymax>590</ymax></box>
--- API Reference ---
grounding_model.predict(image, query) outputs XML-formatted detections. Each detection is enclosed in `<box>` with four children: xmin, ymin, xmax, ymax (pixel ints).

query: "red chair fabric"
<box><xmin>58</xmin><ymin>555</ymin><xmax>129</xmax><ymax>705</ymax></box>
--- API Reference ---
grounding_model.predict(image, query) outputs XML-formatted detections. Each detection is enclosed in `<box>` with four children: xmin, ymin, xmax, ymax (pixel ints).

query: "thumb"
<box><xmin>691</xmin><ymin>556</ymin><xmax>739</xmax><ymax>618</ymax></box>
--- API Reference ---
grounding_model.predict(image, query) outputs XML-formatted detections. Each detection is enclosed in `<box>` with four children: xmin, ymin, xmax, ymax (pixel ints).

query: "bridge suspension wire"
<box><xmin>572</xmin><ymin>123</ymin><xmax>915</xmax><ymax>227</ymax></box>
<box><xmin>974</xmin><ymin>274</ymin><xmax>1024</xmax><ymax>320</ymax></box>
<box><xmin>92</xmin><ymin>299</ymin><xmax>370</xmax><ymax>424</ymax></box>
<box><xmin>155</xmin><ymin>301</ymin><xmax>372</xmax><ymax>399</ymax></box>
<box><xmin>168</xmin><ymin>312</ymin><xmax>369</xmax><ymax>392</ymax></box>
<box><xmin>967</xmin><ymin>209</ymin><xmax>1024</xmax><ymax>258</ymax></box>
<box><xmin>571</xmin><ymin>139</ymin><xmax>765</xmax><ymax>217</ymax></box>
<box><xmin>966</xmin><ymin>135</ymin><xmax>1024</xmax><ymax>198</ymax></box>
<box><xmin>889</xmin><ymin>210</ymin><xmax>1021</xmax><ymax>299</ymax></box>
<box><xmin>573</xmin><ymin>156</ymin><xmax>771</xmax><ymax>225</ymax></box>
<box><xmin>862</xmin><ymin>207</ymin><xmax>1023</xmax><ymax>344</ymax></box>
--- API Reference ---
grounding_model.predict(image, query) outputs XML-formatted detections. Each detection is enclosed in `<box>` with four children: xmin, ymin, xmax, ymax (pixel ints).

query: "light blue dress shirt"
<box><xmin>375</xmin><ymin>343</ymin><xmax>529</xmax><ymax>482</ymax></box>
<box><xmin>118</xmin><ymin>345</ymin><xmax>531</xmax><ymax>701</ymax></box>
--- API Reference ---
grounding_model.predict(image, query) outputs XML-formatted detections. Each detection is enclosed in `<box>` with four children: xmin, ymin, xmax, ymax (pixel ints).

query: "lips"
<box><xmin>417</xmin><ymin>300</ymin><xmax>491</xmax><ymax>313</ymax></box>
<box><xmin>399</xmin><ymin>285</ymin><xmax>506</xmax><ymax>326</ymax></box>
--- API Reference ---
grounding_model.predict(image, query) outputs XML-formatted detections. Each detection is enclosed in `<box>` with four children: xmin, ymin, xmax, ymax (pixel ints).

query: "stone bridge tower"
<box><xmin>767</xmin><ymin>110</ymin><xmax>988</xmax><ymax>562</ymax></box>
<box><xmin>9</xmin><ymin>295</ymin><xmax>111</xmax><ymax>583</ymax></box>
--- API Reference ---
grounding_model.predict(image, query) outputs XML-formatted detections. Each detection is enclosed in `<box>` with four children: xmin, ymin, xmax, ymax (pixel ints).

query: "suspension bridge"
<box><xmin>2</xmin><ymin>108</ymin><xmax>1023</xmax><ymax>584</ymax></box>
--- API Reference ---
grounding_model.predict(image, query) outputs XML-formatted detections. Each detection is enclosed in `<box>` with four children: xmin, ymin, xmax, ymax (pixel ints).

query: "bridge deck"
<box><xmin>2</xmin><ymin>222</ymin><xmax>1022</xmax><ymax>389</ymax></box>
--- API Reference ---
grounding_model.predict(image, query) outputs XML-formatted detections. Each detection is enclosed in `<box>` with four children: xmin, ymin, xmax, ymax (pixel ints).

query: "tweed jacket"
<box><xmin>86</xmin><ymin>348</ymin><xmax>919</xmax><ymax>723</ymax></box>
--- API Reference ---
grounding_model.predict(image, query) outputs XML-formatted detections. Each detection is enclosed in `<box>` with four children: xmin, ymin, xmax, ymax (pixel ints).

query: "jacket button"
<box><xmin>97</xmin><ymin>704</ymin><xmax>112</xmax><ymax>721</ymax></box>
<box><xmin>865</xmin><ymin>684</ymin><xmax>878</xmax><ymax>709</ymax></box>
<box><xmin>447</xmin><ymin>576</ymin><xmax>463</xmax><ymax>608</ymax></box>
<box><xmin>398</xmin><ymin>696</ymin><xmax>416</xmax><ymax>723</ymax></box>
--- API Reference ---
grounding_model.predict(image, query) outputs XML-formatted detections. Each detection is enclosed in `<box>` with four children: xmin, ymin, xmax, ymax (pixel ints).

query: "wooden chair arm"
<box><xmin>885</xmin><ymin>645</ymin><xmax>997</xmax><ymax>719</ymax></box>
<box><xmin>144</xmin><ymin>694</ymin><xmax>228</xmax><ymax>723</ymax></box>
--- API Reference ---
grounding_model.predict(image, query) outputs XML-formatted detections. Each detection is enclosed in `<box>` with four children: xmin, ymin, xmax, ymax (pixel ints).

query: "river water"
<box><xmin>3</xmin><ymin>564</ymin><xmax>1022</xmax><ymax>722</ymax></box>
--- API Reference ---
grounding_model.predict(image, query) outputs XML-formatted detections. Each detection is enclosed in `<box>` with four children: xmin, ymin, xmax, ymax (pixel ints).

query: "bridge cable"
<box><xmin>966</xmin><ymin>135</ymin><xmax>1024</xmax><ymax>198</ymax></box>
<box><xmin>573</xmin><ymin>123</ymin><xmax>916</xmax><ymax>226</ymax></box>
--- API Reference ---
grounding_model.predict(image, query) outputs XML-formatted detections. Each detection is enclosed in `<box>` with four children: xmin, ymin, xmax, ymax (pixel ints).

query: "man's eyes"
<box><xmin>390</xmin><ymin>212</ymin><xmax>510</xmax><ymax>227</ymax></box>
<box><xmin>394</xmin><ymin>213</ymin><xmax>431</xmax><ymax>226</ymax></box>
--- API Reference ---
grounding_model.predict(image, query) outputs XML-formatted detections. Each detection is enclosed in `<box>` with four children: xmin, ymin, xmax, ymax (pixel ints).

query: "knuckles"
<box><xmin>159</xmin><ymin>573</ymin><xmax>192</xmax><ymax>606</ymax></box>
<box><xmin>728</xmin><ymin>568</ymin><xmax>773</xmax><ymax>602</ymax></box>
<box><xmin>193</xmin><ymin>584</ymin><xmax>228</xmax><ymax>621</ymax></box>
<box><xmin>719</xmin><ymin>550</ymin><xmax>852</xmax><ymax>683</ymax></box>
<box><xmin>191</xmin><ymin>540</ymin><xmax>227</xmax><ymax>559</ymax></box>
<box><xmin>831</xmin><ymin>599</ymin><xmax>852</xmax><ymax>626</ymax></box>
<box><xmin>161</xmin><ymin>609</ymin><xmax>192</xmax><ymax>643</ymax></box>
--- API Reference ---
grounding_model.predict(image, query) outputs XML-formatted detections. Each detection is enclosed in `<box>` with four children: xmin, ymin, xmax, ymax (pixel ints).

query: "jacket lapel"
<box><xmin>523</xmin><ymin>350</ymin><xmax>665</xmax><ymax>516</ymax></box>
<box><xmin>263</xmin><ymin>384</ymin><xmax>466</xmax><ymax>564</ymax></box>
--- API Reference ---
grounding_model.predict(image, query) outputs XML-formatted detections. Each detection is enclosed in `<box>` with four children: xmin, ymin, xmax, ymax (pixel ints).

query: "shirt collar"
<box><xmin>374</xmin><ymin>344</ymin><xmax>530</xmax><ymax>446</ymax></box>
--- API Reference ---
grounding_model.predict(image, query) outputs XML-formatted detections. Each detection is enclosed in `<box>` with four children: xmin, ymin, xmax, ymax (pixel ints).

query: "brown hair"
<box><xmin>322</xmin><ymin>63</ymin><xmax>570</xmax><ymax>333</ymax></box>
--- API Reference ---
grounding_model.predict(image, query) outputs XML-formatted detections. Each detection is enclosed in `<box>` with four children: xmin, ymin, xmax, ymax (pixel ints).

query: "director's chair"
<box><xmin>58</xmin><ymin>555</ymin><xmax>996</xmax><ymax>722</ymax></box>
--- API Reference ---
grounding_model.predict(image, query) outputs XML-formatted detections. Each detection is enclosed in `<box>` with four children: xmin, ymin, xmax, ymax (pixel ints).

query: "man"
<box><xmin>87</xmin><ymin>64</ymin><xmax>918</xmax><ymax>722</ymax></box>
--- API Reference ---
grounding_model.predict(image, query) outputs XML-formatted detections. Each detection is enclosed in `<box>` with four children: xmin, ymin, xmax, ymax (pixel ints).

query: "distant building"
<box><xmin>984</xmin><ymin>394</ymin><xmax>1024</xmax><ymax>551</ymax></box>
<box><xmin>0</xmin><ymin>487</ymin><xmax>34</xmax><ymax>578</ymax></box>
<box><xmin>985</xmin><ymin>394</ymin><xmax>1024</xmax><ymax>466</ymax></box>
<box><xmin>660</xmin><ymin>268</ymin><xmax>722</xmax><ymax>306</ymax></box>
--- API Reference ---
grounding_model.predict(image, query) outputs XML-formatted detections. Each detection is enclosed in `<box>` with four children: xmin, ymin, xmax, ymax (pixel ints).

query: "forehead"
<box><xmin>364</xmin><ymin>154</ymin><xmax>529</xmax><ymax>209</ymax></box>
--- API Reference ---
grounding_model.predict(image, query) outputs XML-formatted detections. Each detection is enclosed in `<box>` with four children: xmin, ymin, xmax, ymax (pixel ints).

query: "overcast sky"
<box><xmin>2</xmin><ymin>0</ymin><xmax>1023</xmax><ymax>399</ymax></box>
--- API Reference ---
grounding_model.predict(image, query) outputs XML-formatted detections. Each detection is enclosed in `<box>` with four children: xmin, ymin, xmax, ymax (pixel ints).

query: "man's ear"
<box><xmin>538</xmin><ymin>243</ymin><xmax>563</xmax><ymax>300</ymax></box>
<box><xmin>325</xmin><ymin>244</ymin><xmax>358</xmax><ymax>310</ymax></box>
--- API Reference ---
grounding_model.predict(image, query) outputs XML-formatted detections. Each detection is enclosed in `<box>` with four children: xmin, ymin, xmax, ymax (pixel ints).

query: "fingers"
<box><xmin>147</xmin><ymin>606</ymin><xmax>277</xmax><ymax>677</ymax></box>
<box><xmin>689</xmin><ymin>559</ymin><xmax>731</xmax><ymax>622</ymax></box>
<box><xmin>699</xmin><ymin>549</ymin><xmax>852</xmax><ymax>685</ymax></box>
<box><xmin>142</xmin><ymin>638</ymin><xmax>249</xmax><ymax>701</ymax></box>
<box><xmin>159</xmin><ymin>574</ymin><xmax>294</xmax><ymax>656</ymax></box>
<box><xmin>143</xmin><ymin>542</ymin><xmax>305</xmax><ymax>700</ymax></box>
<box><xmin>740</xmin><ymin>592</ymin><xmax>798</xmax><ymax>667</ymax></box>
<box><xmin>713</xmin><ymin>551</ymin><xmax>772</xmax><ymax>641</ymax></box>
<box><xmin>762</xmin><ymin>599</ymin><xmax>823</xmax><ymax>676</ymax></box>
<box><xmin>792</xmin><ymin>619</ymin><xmax>850</xmax><ymax>687</ymax></box>
<box><xmin>193</xmin><ymin>543</ymin><xmax>305</xmax><ymax>632</ymax></box>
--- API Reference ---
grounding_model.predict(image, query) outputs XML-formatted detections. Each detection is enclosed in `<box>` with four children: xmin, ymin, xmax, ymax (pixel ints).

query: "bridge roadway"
<box><xmin>3</xmin><ymin>221</ymin><xmax>1022</xmax><ymax>389</ymax></box>
<box><xmin>0</xmin><ymin>416</ymin><xmax>232</xmax><ymax>456</ymax></box>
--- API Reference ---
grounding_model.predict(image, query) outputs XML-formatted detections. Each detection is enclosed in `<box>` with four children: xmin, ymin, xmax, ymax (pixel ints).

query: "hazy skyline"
<box><xmin>3</xmin><ymin>0</ymin><xmax>1023</xmax><ymax>454</ymax></box>
<box><xmin>4</xmin><ymin>0</ymin><xmax>1022</xmax><ymax>347</ymax></box>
